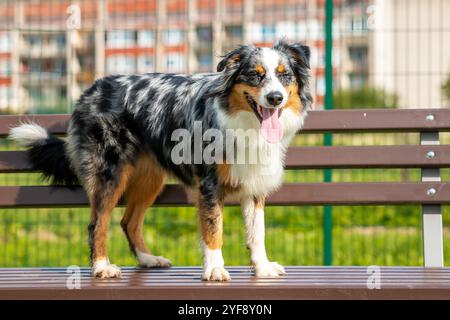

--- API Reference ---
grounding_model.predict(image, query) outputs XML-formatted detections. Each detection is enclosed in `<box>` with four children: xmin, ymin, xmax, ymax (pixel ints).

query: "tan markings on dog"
<box><xmin>198</xmin><ymin>200</ymin><xmax>224</xmax><ymax>250</ymax></box>
<box><xmin>255</xmin><ymin>64</ymin><xmax>266</xmax><ymax>75</ymax></box>
<box><xmin>276</xmin><ymin>63</ymin><xmax>286</xmax><ymax>74</ymax></box>
<box><xmin>231</xmin><ymin>55</ymin><xmax>240</xmax><ymax>63</ymax></box>
<box><xmin>254</xmin><ymin>196</ymin><xmax>265</xmax><ymax>210</ymax></box>
<box><xmin>90</xmin><ymin>163</ymin><xmax>134</xmax><ymax>263</ymax></box>
<box><xmin>283</xmin><ymin>83</ymin><xmax>302</xmax><ymax>114</ymax></box>
<box><xmin>121</xmin><ymin>154</ymin><xmax>165</xmax><ymax>254</ymax></box>
<box><xmin>228</xmin><ymin>83</ymin><xmax>262</xmax><ymax>115</ymax></box>
<box><xmin>217</xmin><ymin>163</ymin><xmax>232</xmax><ymax>185</ymax></box>
<box><xmin>224</xmin><ymin>54</ymin><xmax>240</xmax><ymax>69</ymax></box>
<box><xmin>218</xmin><ymin>162</ymin><xmax>241</xmax><ymax>194</ymax></box>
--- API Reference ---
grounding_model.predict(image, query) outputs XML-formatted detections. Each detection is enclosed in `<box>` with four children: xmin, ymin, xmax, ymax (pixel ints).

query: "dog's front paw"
<box><xmin>254</xmin><ymin>262</ymin><xmax>285</xmax><ymax>277</ymax></box>
<box><xmin>92</xmin><ymin>261</ymin><xmax>121</xmax><ymax>279</ymax></box>
<box><xmin>137</xmin><ymin>251</ymin><xmax>172</xmax><ymax>268</ymax></box>
<box><xmin>202</xmin><ymin>266</ymin><xmax>231</xmax><ymax>281</ymax></box>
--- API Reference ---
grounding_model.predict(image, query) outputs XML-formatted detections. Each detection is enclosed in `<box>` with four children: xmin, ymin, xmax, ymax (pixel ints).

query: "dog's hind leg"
<box><xmin>121</xmin><ymin>154</ymin><xmax>171</xmax><ymax>268</ymax></box>
<box><xmin>87</xmin><ymin>163</ymin><xmax>133</xmax><ymax>279</ymax></box>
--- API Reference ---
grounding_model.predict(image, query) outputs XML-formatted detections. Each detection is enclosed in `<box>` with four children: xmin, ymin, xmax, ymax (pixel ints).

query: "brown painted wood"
<box><xmin>283</xmin><ymin>145</ymin><xmax>450</xmax><ymax>169</ymax></box>
<box><xmin>1</xmin><ymin>109</ymin><xmax>450</xmax><ymax>137</ymax></box>
<box><xmin>302</xmin><ymin>108</ymin><xmax>450</xmax><ymax>133</ymax></box>
<box><xmin>1</xmin><ymin>267</ymin><xmax>450</xmax><ymax>300</ymax></box>
<box><xmin>0</xmin><ymin>182</ymin><xmax>449</xmax><ymax>208</ymax></box>
<box><xmin>0</xmin><ymin>151</ymin><xmax>31</xmax><ymax>173</ymax></box>
<box><xmin>3</xmin><ymin>145</ymin><xmax>450</xmax><ymax>173</ymax></box>
<box><xmin>0</xmin><ymin>185</ymin><xmax>190</xmax><ymax>208</ymax></box>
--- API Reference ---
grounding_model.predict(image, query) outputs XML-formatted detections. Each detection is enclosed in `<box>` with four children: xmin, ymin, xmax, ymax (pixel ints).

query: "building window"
<box><xmin>137</xmin><ymin>31</ymin><xmax>155</xmax><ymax>47</ymax></box>
<box><xmin>0</xmin><ymin>60</ymin><xmax>11</xmax><ymax>76</ymax></box>
<box><xmin>164</xmin><ymin>30</ymin><xmax>184</xmax><ymax>46</ymax></box>
<box><xmin>28</xmin><ymin>60</ymin><xmax>42</xmax><ymax>73</ymax></box>
<box><xmin>165</xmin><ymin>53</ymin><xmax>184</xmax><ymax>72</ymax></box>
<box><xmin>27</xmin><ymin>35</ymin><xmax>43</xmax><ymax>48</ymax></box>
<box><xmin>297</xmin><ymin>20</ymin><xmax>322</xmax><ymax>41</ymax></box>
<box><xmin>55</xmin><ymin>34</ymin><xmax>66</xmax><ymax>49</ymax></box>
<box><xmin>197</xmin><ymin>27</ymin><xmax>213</xmax><ymax>42</ymax></box>
<box><xmin>349</xmin><ymin>17</ymin><xmax>368</xmax><ymax>35</ymax></box>
<box><xmin>262</xmin><ymin>24</ymin><xmax>276</xmax><ymax>42</ymax></box>
<box><xmin>198</xmin><ymin>54</ymin><xmax>212</xmax><ymax>71</ymax></box>
<box><xmin>349</xmin><ymin>46</ymin><xmax>368</xmax><ymax>68</ymax></box>
<box><xmin>0</xmin><ymin>33</ymin><xmax>11</xmax><ymax>52</ymax></box>
<box><xmin>106</xmin><ymin>31</ymin><xmax>136</xmax><ymax>49</ymax></box>
<box><xmin>275</xmin><ymin>22</ymin><xmax>296</xmax><ymax>40</ymax></box>
<box><xmin>309</xmin><ymin>46</ymin><xmax>319</xmax><ymax>68</ymax></box>
<box><xmin>225</xmin><ymin>25</ymin><xmax>243</xmax><ymax>41</ymax></box>
<box><xmin>53</xmin><ymin>60</ymin><xmax>66</xmax><ymax>75</ymax></box>
<box><xmin>0</xmin><ymin>86</ymin><xmax>12</xmax><ymax>109</ymax></box>
<box><xmin>223</xmin><ymin>26</ymin><xmax>243</xmax><ymax>54</ymax></box>
<box><xmin>316</xmin><ymin>76</ymin><xmax>325</xmax><ymax>97</ymax></box>
<box><xmin>137</xmin><ymin>55</ymin><xmax>154</xmax><ymax>72</ymax></box>
<box><xmin>106</xmin><ymin>54</ymin><xmax>136</xmax><ymax>74</ymax></box>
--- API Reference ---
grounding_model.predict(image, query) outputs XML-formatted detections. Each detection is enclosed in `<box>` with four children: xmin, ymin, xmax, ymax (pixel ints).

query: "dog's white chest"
<box><xmin>218</xmin><ymin>107</ymin><xmax>305</xmax><ymax>197</ymax></box>
<box><xmin>229</xmin><ymin>144</ymin><xmax>285</xmax><ymax>197</ymax></box>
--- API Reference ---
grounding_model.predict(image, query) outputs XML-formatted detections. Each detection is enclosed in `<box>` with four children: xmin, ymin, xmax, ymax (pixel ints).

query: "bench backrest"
<box><xmin>1</xmin><ymin>109</ymin><xmax>450</xmax><ymax>267</ymax></box>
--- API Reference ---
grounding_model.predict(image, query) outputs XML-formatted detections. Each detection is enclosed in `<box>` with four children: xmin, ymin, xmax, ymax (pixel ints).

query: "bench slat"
<box><xmin>1</xmin><ymin>109</ymin><xmax>450</xmax><ymax>137</ymax></box>
<box><xmin>0</xmin><ymin>182</ymin><xmax>448</xmax><ymax>208</ymax></box>
<box><xmin>0</xmin><ymin>151</ymin><xmax>30</xmax><ymax>172</ymax></box>
<box><xmin>1</xmin><ymin>267</ymin><xmax>450</xmax><ymax>300</ymax></box>
<box><xmin>2</xmin><ymin>145</ymin><xmax>450</xmax><ymax>173</ymax></box>
<box><xmin>284</xmin><ymin>145</ymin><xmax>450</xmax><ymax>169</ymax></box>
<box><xmin>302</xmin><ymin>108</ymin><xmax>450</xmax><ymax>133</ymax></box>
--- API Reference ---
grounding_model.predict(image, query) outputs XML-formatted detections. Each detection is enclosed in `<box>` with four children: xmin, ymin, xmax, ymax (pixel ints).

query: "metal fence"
<box><xmin>0</xmin><ymin>0</ymin><xmax>449</xmax><ymax>267</ymax></box>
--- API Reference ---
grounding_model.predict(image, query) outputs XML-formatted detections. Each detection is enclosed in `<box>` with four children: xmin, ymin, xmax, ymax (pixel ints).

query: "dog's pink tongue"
<box><xmin>260</xmin><ymin>108</ymin><xmax>283</xmax><ymax>143</ymax></box>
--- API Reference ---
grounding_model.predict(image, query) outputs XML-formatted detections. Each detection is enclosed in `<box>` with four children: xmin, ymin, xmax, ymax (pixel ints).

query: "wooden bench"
<box><xmin>0</xmin><ymin>109</ymin><xmax>449</xmax><ymax>300</ymax></box>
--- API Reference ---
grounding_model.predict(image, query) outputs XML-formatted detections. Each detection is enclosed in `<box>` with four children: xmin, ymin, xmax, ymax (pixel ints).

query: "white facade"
<box><xmin>372</xmin><ymin>0</ymin><xmax>450</xmax><ymax>108</ymax></box>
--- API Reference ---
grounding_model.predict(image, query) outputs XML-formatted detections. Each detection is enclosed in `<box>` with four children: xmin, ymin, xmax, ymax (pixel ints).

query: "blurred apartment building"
<box><xmin>372</xmin><ymin>0</ymin><xmax>450</xmax><ymax>109</ymax></box>
<box><xmin>0</xmin><ymin>0</ymin><xmax>382</xmax><ymax>112</ymax></box>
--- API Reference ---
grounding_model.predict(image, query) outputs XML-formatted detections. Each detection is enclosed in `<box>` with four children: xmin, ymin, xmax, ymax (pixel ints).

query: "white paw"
<box><xmin>137</xmin><ymin>251</ymin><xmax>172</xmax><ymax>268</ymax></box>
<box><xmin>92</xmin><ymin>260</ymin><xmax>121</xmax><ymax>279</ymax></box>
<box><xmin>202</xmin><ymin>266</ymin><xmax>231</xmax><ymax>281</ymax></box>
<box><xmin>254</xmin><ymin>262</ymin><xmax>286</xmax><ymax>277</ymax></box>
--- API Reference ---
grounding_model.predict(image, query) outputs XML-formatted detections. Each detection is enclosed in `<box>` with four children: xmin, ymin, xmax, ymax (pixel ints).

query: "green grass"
<box><xmin>3</xmin><ymin>205</ymin><xmax>449</xmax><ymax>267</ymax></box>
<box><xmin>1</xmin><ymin>132</ymin><xmax>450</xmax><ymax>268</ymax></box>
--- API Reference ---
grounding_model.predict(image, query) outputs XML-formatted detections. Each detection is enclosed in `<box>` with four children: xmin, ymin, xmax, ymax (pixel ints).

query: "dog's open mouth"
<box><xmin>244</xmin><ymin>92</ymin><xmax>283</xmax><ymax>122</ymax></box>
<box><xmin>244</xmin><ymin>92</ymin><xmax>284</xmax><ymax>143</ymax></box>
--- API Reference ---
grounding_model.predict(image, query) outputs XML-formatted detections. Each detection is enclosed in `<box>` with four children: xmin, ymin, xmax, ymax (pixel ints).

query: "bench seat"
<box><xmin>1</xmin><ymin>266</ymin><xmax>450</xmax><ymax>300</ymax></box>
<box><xmin>2</xmin><ymin>110</ymin><xmax>450</xmax><ymax>300</ymax></box>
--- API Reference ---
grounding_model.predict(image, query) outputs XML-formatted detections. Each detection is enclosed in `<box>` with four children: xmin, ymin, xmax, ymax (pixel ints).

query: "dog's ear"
<box><xmin>217</xmin><ymin>45</ymin><xmax>253</xmax><ymax>72</ymax></box>
<box><xmin>274</xmin><ymin>40</ymin><xmax>310</xmax><ymax>70</ymax></box>
<box><xmin>211</xmin><ymin>45</ymin><xmax>254</xmax><ymax>97</ymax></box>
<box><xmin>290</xmin><ymin>43</ymin><xmax>310</xmax><ymax>69</ymax></box>
<box><xmin>274</xmin><ymin>40</ymin><xmax>313</xmax><ymax>111</ymax></box>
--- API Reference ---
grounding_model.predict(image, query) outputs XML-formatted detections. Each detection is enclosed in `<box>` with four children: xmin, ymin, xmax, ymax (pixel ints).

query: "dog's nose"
<box><xmin>266</xmin><ymin>91</ymin><xmax>284</xmax><ymax>106</ymax></box>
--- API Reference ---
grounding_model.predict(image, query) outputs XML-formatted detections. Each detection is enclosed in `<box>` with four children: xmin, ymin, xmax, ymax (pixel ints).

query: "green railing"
<box><xmin>323</xmin><ymin>0</ymin><xmax>334</xmax><ymax>266</ymax></box>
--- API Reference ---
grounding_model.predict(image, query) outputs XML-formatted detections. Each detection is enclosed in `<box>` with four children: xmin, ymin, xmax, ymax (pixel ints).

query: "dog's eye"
<box><xmin>248</xmin><ymin>71</ymin><xmax>265</xmax><ymax>80</ymax></box>
<box><xmin>278</xmin><ymin>71</ymin><xmax>292</xmax><ymax>80</ymax></box>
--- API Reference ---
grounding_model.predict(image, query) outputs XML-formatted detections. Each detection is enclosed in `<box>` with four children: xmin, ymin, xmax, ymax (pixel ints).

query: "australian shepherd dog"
<box><xmin>9</xmin><ymin>40</ymin><xmax>312</xmax><ymax>281</ymax></box>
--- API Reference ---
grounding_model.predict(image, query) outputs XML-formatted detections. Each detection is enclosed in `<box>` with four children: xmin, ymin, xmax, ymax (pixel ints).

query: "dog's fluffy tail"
<box><xmin>8</xmin><ymin>123</ymin><xmax>79</xmax><ymax>186</ymax></box>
